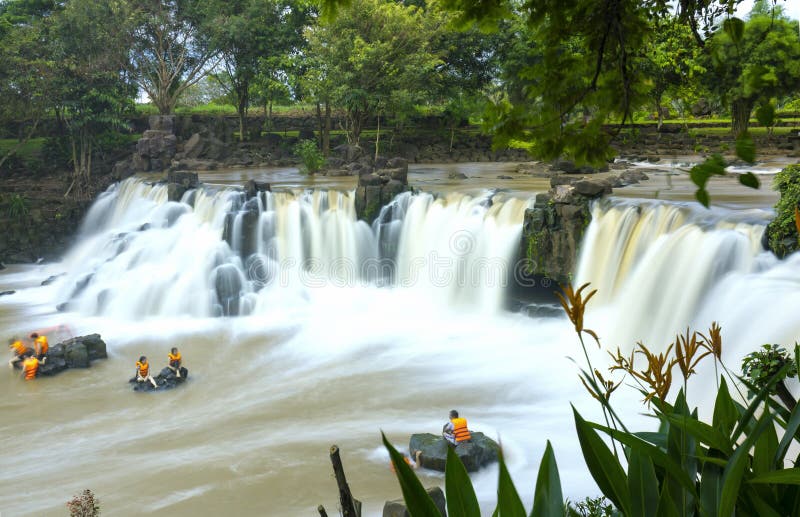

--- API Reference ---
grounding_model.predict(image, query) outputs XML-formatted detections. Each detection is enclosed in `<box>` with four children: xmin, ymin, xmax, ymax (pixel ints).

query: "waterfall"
<box><xmin>575</xmin><ymin>199</ymin><xmax>781</xmax><ymax>349</ymax></box>
<box><xmin>57</xmin><ymin>179</ymin><xmax>531</xmax><ymax>318</ymax></box>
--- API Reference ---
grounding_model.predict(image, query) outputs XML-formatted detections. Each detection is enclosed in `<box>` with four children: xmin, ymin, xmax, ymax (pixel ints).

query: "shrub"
<box><xmin>765</xmin><ymin>164</ymin><xmax>800</xmax><ymax>258</ymax></box>
<box><xmin>66</xmin><ymin>489</ymin><xmax>100</xmax><ymax>517</ymax></box>
<box><xmin>293</xmin><ymin>139</ymin><xmax>325</xmax><ymax>175</ymax></box>
<box><xmin>2</xmin><ymin>193</ymin><xmax>30</xmax><ymax>219</ymax></box>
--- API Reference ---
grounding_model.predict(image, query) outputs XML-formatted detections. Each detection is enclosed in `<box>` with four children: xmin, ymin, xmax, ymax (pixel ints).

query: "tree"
<box><xmin>640</xmin><ymin>16</ymin><xmax>706</xmax><ymax>130</ymax></box>
<box><xmin>206</xmin><ymin>0</ymin><xmax>311</xmax><ymax>141</ymax></box>
<box><xmin>704</xmin><ymin>3</ymin><xmax>800</xmax><ymax>137</ymax></box>
<box><xmin>50</xmin><ymin>0</ymin><xmax>135</xmax><ymax>198</ymax></box>
<box><xmin>305</xmin><ymin>0</ymin><xmax>441</xmax><ymax>146</ymax></box>
<box><xmin>0</xmin><ymin>0</ymin><xmax>58</xmax><ymax>171</ymax></box>
<box><xmin>128</xmin><ymin>0</ymin><xmax>220</xmax><ymax>115</ymax></box>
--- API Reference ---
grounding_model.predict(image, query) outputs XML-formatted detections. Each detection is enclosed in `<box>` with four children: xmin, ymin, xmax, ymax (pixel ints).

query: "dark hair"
<box><xmin>171</xmin><ymin>347</ymin><xmax>178</xmax><ymax>353</ymax></box>
<box><xmin>139</xmin><ymin>355</ymin><xmax>146</xmax><ymax>362</ymax></box>
<box><xmin>449</xmin><ymin>410</ymin><xmax>459</xmax><ymax>418</ymax></box>
<box><xmin>30</xmin><ymin>333</ymin><xmax>38</xmax><ymax>339</ymax></box>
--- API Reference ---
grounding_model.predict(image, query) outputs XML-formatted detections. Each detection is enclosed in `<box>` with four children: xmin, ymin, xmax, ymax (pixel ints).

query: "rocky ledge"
<box><xmin>130</xmin><ymin>366</ymin><xmax>189</xmax><ymax>392</ymax></box>
<box><xmin>520</xmin><ymin>169</ymin><xmax>648</xmax><ymax>286</ymax></box>
<box><xmin>409</xmin><ymin>432</ymin><xmax>500</xmax><ymax>473</ymax></box>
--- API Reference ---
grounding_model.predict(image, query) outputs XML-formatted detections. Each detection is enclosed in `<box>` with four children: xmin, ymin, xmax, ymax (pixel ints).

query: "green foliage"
<box><xmin>293</xmin><ymin>139</ymin><xmax>324</xmax><ymax>175</ymax></box>
<box><xmin>741</xmin><ymin>344</ymin><xmax>798</xmax><ymax>393</ymax></box>
<box><xmin>765</xmin><ymin>164</ymin><xmax>800</xmax><ymax>257</ymax></box>
<box><xmin>565</xmin><ymin>497</ymin><xmax>614</xmax><ymax>517</ymax></box>
<box><xmin>1</xmin><ymin>193</ymin><xmax>30</xmax><ymax>219</ymax></box>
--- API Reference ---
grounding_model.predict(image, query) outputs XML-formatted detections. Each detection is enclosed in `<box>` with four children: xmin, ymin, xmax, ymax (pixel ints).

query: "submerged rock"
<box><xmin>130</xmin><ymin>366</ymin><xmax>189</xmax><ymax>392</ymax></box>
<box><xmin>409</xmin><ymin>432</ymin><xmax>499</xmax><ymax>473</ymax></box>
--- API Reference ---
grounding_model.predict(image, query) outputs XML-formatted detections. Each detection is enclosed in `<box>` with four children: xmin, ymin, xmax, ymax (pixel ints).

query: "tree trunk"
<box><xmin>323</xmin><ymin>101</ymin><xmax>331</xmax><ymax>157</ymax></box>
<box><xmin>656</xmin><ymin>96</ymin><xmax>663</xmax><ymax>133</ymax></box>
<box><xmin>731</xmin><ymin>98</ymin><xmax>754</xmax><ymax>138</ymax></box>
<box><xmin>374</xmin><ymin>114</ymin><xmax>380</xmax><ymax>162</ymax></box>
<box><xmin>449</xmin><ymin>126</ymin><xmax>455</xmax><ymax>153</ymax></box>
<box><xmin>329</xmin><ymin>445</ymin><xmax>360</xmax><ymax>517</ymax></box>
<box><xmin>316</xmin><ymin>101</ymin><xmax>324</xmax><ymax>150</ymax></box>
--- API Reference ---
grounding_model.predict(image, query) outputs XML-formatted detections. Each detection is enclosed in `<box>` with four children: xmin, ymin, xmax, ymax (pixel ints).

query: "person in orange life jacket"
<box><xmin>21</xmin><ymin>351</ymin><xmax>39</xmax><ymax>380</ymax></box>
<box><xmin>8</xmin><ymin>337</ymin><xmax>31</xmax><ymax>368</ymax></box>
<box><xmin>167</xmin><ymin>347</ymin><xmax>182</xmax><ymax>378</ymax></box>
<box><xmin>135</xmin><ymin>356</ymin><xmax>158</xmax><ymax>388</ymax></box>
<box><xmin>443</xmin><ymin>409</ymin><xmax>472</xmax><ymax>446</ymax></box>
<box><xmin>390</xmin><ymin>449</ymin><xmax>422</xmax><ymax>472</ymax></box>
<box><xmin>30</xmin><ymin>332</ymin><xmax>48</xmax><ymax>363</ymax></box>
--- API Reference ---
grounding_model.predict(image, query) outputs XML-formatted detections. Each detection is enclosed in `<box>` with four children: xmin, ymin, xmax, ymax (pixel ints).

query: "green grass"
<box><xmin>0</xmin><ymin>137</ymin><xmax>46</xmax><ymax>158</ymax></box>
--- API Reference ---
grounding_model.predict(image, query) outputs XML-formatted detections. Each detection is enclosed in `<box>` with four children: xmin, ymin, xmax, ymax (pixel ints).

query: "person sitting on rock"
<box><xmin>8</xmin><ymin>337</ymin><xmax>31</xmax><ymax>368</ymax></box>
<box><xmin>21</xmin><ymin>352</ymin><xmax>39</xmax><ymax>381</ymax></box>
<box><xmin>30</xmin><ymin>332</ymin><xmax>48</xmax><ymax>363</ymax></box>
<box><xmin>135</xmin><ymin>356</ymin><xmax>158</xmax><ymax>388</ymax></box>
<box><xmin>443</xmin><ymin>409</ymin><xmax>471</xmax><ymax>446</ymax></box>
<box><xmin>167</xmin><ymin>347</ymin><xmax>182</xmax><ymax>378</ymax></box>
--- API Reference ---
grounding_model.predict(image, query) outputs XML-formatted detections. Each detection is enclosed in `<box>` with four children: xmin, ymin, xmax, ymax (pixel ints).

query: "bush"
<box><xmin>1</xmin><ymin>193</ymin><xmax>30</xmax><ymax>219</ymax></box>
<box><xmin>293</xmin><ymin>139</ymin><xmax>324</xmax><ymax>175</ymax></box>
<box><xmin>66</xmin><ymin>489</ymin><xmax>100</xmax><ymax>517</ymax></box>
<box><xmin>765</xmin><ymin>164</ymin><xmax>800</xmax><ymax>258</ymax></box>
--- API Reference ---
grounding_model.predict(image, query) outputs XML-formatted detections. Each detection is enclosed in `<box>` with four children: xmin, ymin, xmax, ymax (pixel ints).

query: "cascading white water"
<box><xmin>575</xmin><ymin>199</ymin><xmax>780</xmax><ymax>349</ymax></box>
<box><xmin>57</xmin><ymin>178</ymin><xmax>531</xmax><ymax>319</ymax></box>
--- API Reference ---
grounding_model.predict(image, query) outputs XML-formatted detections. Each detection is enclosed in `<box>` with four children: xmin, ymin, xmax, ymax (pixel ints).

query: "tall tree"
<box><xmin>705</xmin><ymin>2</ymin><xmax>800</xmax><ymax>137</ymax></box>
<box><xmin>50</xmin><ymin>0</ymin><xmax>135</xmax><ymax>198</ymax></box>
<box><xmin>305</xmin><ymin>0</ymin><xmax>441</xmax><ymax>145</ymax></box>
<box><xmin>129</xmin><ymin>0</ymin><xmax>220</xmax><ymax>115</ymax></box>
<box><xmin>206</xmin><ymin>0</ymin><xmax>311</xmax><ymax>141</ymax></box>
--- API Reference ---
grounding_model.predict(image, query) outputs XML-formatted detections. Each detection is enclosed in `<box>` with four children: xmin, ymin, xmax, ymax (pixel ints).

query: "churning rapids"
<box><xmin>2</xmin><ymin>174</ymin><xmax>800</xmax><ymax>516</ymax></box>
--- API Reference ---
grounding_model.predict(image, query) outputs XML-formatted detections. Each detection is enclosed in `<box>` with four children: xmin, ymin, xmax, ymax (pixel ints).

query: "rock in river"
<box><xmin>409</xmin><ymin>432</ymin><xmax>499</xmax><ymax>472</ymax></box>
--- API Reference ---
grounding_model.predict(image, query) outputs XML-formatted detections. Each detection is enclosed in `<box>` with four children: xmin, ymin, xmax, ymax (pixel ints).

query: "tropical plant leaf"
<box><xmin>775</xmin><ymin>396</ymin><xmax>800</xmax><ymax>466</ymax></box>
<box><xmin>655</xmin><ymin>483</ymin><xmax>680</xmax><ymax>517</ymax></box>
<box><xmin>382</xmin><ymin>432</ymin><xmax>442</xmax><ymax>517</ymax></box>
<box><xmin>628</xmin><ymin>448</ymin><xmax>659</xmax><ymax>517</ymax></box>
<box><xmin>663</xmin><ymin>391</ymin><xmax>696</xmax><ymax>515</ymax></box>
<box><xmin>739</xmin><ymin>172</ymin><xmax>760</xmax><ymax>189</ymax></box>
<box><xmin>573</xmin><ymin>407</ymin><xmax>632</xmax><ymax>515</ymax></box>
<box><xmin>735</xmin><ymin>133</ymin><xmax>756</xmax><ymax>164</ymax></box>
<box><xmin>495</xmin><ymin>446</ymin><xmax>527</xmax><ymax>517</ymax></box>
<box><xmin>713</xmin><ymin>376</ymin><xmax>739</xmax><ymax>442</ymax></box>
<box><xmin>531</xmin><ymin>441</ymin><xmax>564</xmax><ymax>517</ymax></box>
<box><xmin>748</xmin><ymin>468</ymin><xmax>800</xmax><ymax>485</ymax></box>
<box><xmin>733</xmin><ymin>363</ymin><xmax>794</xmax><ymax>443</ymax></box>
<box><xmin>720</xmin><ymin>410</ymin><xmax>776</xmax><ymax>517</ymax></box>
<box><xmin>699</xmin><ymin>448</ymin><xmax>724</xmax><ymax>517</ymax></box>
<box><xmin>445</xmin><ymin>444</ymin><xmax>480</xmax><ymax>517</ymax></box>
<box><xmin>663</xmin><ymin>412</ymin><xmax>732</xmax><ymax>455</ymax></box>
<box><xmin>753</xmin><ymin>419</ymin><xmax>779</xmax><ymax>477</ymax></box>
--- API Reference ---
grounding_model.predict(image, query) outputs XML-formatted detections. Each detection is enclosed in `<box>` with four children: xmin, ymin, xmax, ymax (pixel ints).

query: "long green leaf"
<box><xmin>748</xmin><ymin>468</ymin><xmax>800</xmax><ymax>485</ymax></box>
<box><xmin>573</xmin><ymin>407</ymin><xmax>632</xmax><ymax>515</ymax></box>
<box><xmin>712</xmin><ymin>376</ymin><xmax>738</xmax><ymax>442</ymax></box>
<box><xmin>663</xmin><ymin>391</ymin><xmax>696</xmax><ymax>516</ymax></box>
<box><xmin>628</xmin><ymin>448</ymin><xmax>659</xmax><ymax>517</ymax></box>
<box><xmin>655</xmin><ymin>483</ymin><xmax>680</xmax><ymax>517</ymax></box>
<box><xmin>699</xmin><ymin>449</ymin><xmax>724</xmax><ymax>517</ymax></box>
<box><xmin>445</xmin><ymin>444</ymin><xmax>480</xmax><ymax>517</ymax></box>
<box><xmin>719</xmin><ymin>410</ymin><xmax>776</xmax><ymax>517</ymax></box>
<box><xmin>774</xmin><ymin>397</ymin><xmax>800</xmax><ymax>466</ymax></box>
<box><xmin>732</xmin><ymin>364</ymin><xmax>794</xmax><ymax>443</ymax></box>
<box><xmin>663</xmin><ymin>412</ymin><xmax>732</xmax><ymax>455</ymax></box>
<box><xmin>496</xmin><ymin>447</ymin><xmax>527</xmax><ymax>517</ymax></box>
<box><xmin>753</xmin><ymin>418</ymin><xmax>779</xmax><ymax>477</ymax></box>
<box><xmin>382</xmin><ymin>432</ymin><xmax>442</xmax><ymax>517</ymax></box>
<box><xmin>531</xmin><ymin>441</ymin><xmax>564</xmax><ymax>517</ymax></box>
<box><xmin>586</xmin><ymin>422</ymin><xmax>697</xmax><ymax>496</ymax></box>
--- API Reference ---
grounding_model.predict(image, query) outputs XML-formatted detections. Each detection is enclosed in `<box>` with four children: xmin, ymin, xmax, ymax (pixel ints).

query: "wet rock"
<box><xmin>620</xmin><ymin>170</ymin><xmax>649</xmax><ymax>184</ymax></box>
<box><xmin>0</xmin><ymin>290</ymin><xmax>15</xmax><ymax>297</ymax></box>
<box><xmin>448</xmin><ymin>172</ymin><xmax>468</xmax><ymax>180</ymax></box>
<box><xmin>408</xmin><ymin>432</ymin><xmax>500</xmax><ymax>473</ymax></box>
<box><xmin>573</xmin><ymin>179</ymin><xmax>611</xmax><ymax>197</ymax></box>
<box><xmin>130</xmin><ymin>366</ymin><xmax>189</xmax><ymax>392</ymax></box>
<box><xmin>245</xmin><ymin>180</ymin><xmax>271</xmax><ymax>200</ymax></box>
<box><xmin>167</xmin><ymin>171</ymin><xmax>199</xmax><ymax>188</ymax></box>
<box><xmin>497</xmin><ymin>175</ymin><xmax>514</xmax><ymax>180</ymax></box>
<box><xmin>37</xmin><ymin>334</ymin><xmax>108</xmax><ymax>376</ymax></box>
<box><xmin>383</xmin><ymin>487</ymin><xmax>446</xmax><ymax>517</ymax></box>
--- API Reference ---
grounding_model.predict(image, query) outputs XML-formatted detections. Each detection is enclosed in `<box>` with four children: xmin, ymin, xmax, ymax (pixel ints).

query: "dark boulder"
<box><xmin>36</xmin><ymin>334</ymin><xmax>108</xmax><ymax>376</ymax></box>
<box><xmin>383</xmin><ymin>486</ymin><xmax>446</xmax><ymax>517</ymax></box>
<box><xmin>0</xmin><ymin>290</ymin><xmax>14</xmax><ymax>297</ymax></box>
<box><xmin>41</xmin><ymin>274</ymin><xmax>65</xmax><ymax>286</ymax></box>
<box><xmin>409</xmin><ymin>432</ymin><xmax>499</xmax><ymax>473</ymax></box>
<box><xmin>130</xmin><ymin>366</ymin><xmax>189</xmax><ymax>392</ymax></box>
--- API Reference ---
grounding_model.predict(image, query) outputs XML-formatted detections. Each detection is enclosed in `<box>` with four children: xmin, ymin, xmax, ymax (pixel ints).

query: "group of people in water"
<box><xmin>8</xmin><ymin>332</ymin><xmax>183</xmax><ymax>387</ymax></box>
<box><xmin>133</xmin><ymin>347</ymin><xmax>182</xmax><ymax>388</ymax></box>
<box><xmin>7</xmin><ymin>332</ymin><xmax>48</xmax><ymax>380</ymax></box>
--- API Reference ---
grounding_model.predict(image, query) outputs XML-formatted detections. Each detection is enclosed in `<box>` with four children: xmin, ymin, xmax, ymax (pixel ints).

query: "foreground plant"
<box><xmin>385</xmin><ymin>283</ymin><xmax>800</xmax><ymax>515</ymax></box>
<box><xmin>66</xmin><ymin>489</ymin><xmax>100</xmax><ymax>517</ymax></box>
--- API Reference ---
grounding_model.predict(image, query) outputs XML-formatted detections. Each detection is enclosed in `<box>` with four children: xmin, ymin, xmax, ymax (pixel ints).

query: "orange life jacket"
<box><xmin>168</xmin><ymin>351</ymin><xmax>181</xmax><ymax>367</ymax></box>
<box><xmin>23</xmin><ymin>356</ymin><xmax>39</xmax><ymax>380</ymax></box>
<box><xmin>390</xmin><ymin>456</ymin><xmax>412</xmax><ymax>473</ymax></box>
<box><xmin>451</xmin><ymin>418</ymin><xmax>471</xmax><ymax>442</ymax></box>
<box><xmin>35</xmin><ymin>335</ymin><xmax>48</xmax><ymax>356</ymax></box>
<box><xmin>136</xmin><ymin>361</ymin><xmax>149</xmax><ymax>377</ymax></box>
<box><xmin>11</xmin><ymin>340</ymin><xmax>27</xmax><ymax>356</ymax></box>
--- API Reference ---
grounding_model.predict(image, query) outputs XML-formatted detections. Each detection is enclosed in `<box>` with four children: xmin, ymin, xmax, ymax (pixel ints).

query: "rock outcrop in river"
<box><xmin>409</xmin><ymin>432</ymin><xmax>500</xmax><ymax>472</ymax></box>
<box><xmin>130</xmin><ymin>366</ymin><xmax>189</xmax><ymax>392</ymax></box>
<box><xmin>37</xmin><ymin>334</ymin><xmax>108</xmax><ymax>376</ymax></box>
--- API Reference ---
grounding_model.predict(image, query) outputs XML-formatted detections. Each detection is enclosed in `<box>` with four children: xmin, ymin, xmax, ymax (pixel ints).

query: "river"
<box><xmin>1</xmin><ymin>160</ymin><xmax>798</xmax><ymax>515</ymax></box>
